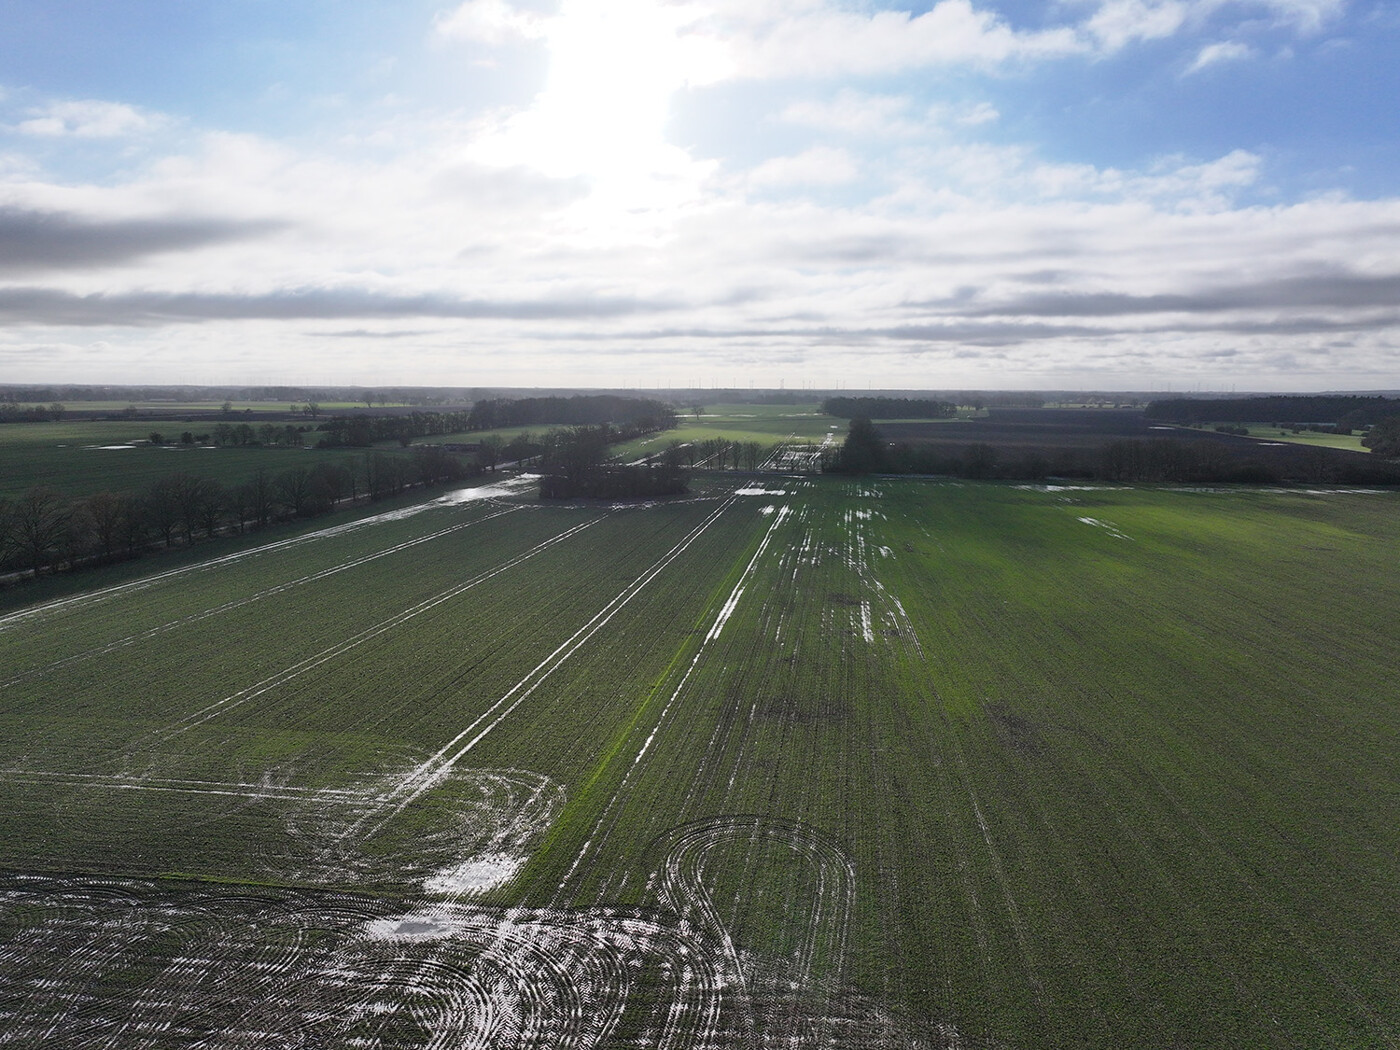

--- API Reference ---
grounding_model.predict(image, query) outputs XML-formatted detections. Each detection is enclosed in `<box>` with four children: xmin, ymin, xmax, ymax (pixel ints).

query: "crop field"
<box><xmin>0</xmin><ymin>421</ymin><xmax>393</xmax><ymax>501</ymax></box>
<box><xmin>610</xmin><ymin>403</ymin><xmax>844</xmax><ymax>462</ymax></box>
<box><xmin>0</xmin><ymin>474</ymin><xmax>1398</xmax><ymax>1048</ymax></box>
<box><xmin>1237</xmin><ymin>426</ymin><xmax>1370</xmax><ymax>453</ymax></box>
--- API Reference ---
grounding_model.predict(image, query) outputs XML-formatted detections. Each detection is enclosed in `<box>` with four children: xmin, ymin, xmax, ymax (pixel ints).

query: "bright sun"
<box><xmin>470</xmin><ymin>0</ymin><xmax>728</xmax><ymax>231</ymax></box>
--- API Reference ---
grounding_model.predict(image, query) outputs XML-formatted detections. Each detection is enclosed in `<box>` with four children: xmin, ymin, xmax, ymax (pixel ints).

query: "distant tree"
<box><xmin>243</xmin><ymin>470</ymin><xmax>275</xmax><ymax>527</ymax></box>
<box><xmin>411</xmin><ymin>445</ymin><xmax>468</xmax><ymax>487</ymax></box>
<box><xmin>962</xmin><ymin>443</ymin><xmax>998</xmax><ymax>480</ymax></box>
<box><xmin>83</xmin><ymin>491</ymin><xmax>139</xmax><ymax>560</ymax></box>
<box><xmin>309</xmin><ymin>461</ymin><xmax>352</xmax><ymax>508</ymax></box>
<box><xmin>477</xmin><ymin>434</ymin><xmax>504</xmax><ymax>472</ymax></box>
<box><xmin>0</xmin><ymin>496</ymin><xmax>12</xmax><ymax>567</ymax></box>
<box><xmin>274</xmin><ymin>467</ymin><xmax>315</xmax><ymax>517</ymax></box>
<box><xmin>1362</xmin><ymin>415</ymin><xmax>1400</xmax><ymax>457</ymax></box>
<box><xmin>834</xmin><ymin>417</ymin><xmax>887</xmax><ymax>474</ymax></box>
<box><xmin>10</xmin><ymin>487</ymin><xmax>74</xmax><ymax>574</ymax></box>
<box><xmin>145</xmin><ymin>476</ymin><xmax>183</xmax><ymax>546</ymax></box>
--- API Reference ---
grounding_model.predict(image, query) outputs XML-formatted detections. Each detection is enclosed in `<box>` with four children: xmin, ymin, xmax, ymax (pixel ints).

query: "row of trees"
<box><xmin>686</xmin><ymin>439</ymin><xmax>772</xmax><ymax>471</ymax></box>
<box><xmin>212</xmin><ymin>422</ymin><xmax>313</xmax><ymax>447</ymax></box>
<box><xmin>315</xmin><ymin>395</ymin><xmax>680</xmax><ymax>450</ymax></box>
<box><xmin>0</xmin><ymin>448</ymin><xmax>476</xmax><ymax>579</ymax></box>
<box><xmin>0</xmin><ymin>402</ymin><xmax>65</xmax><ymax>423</ymax></box>
<box><xmin>822</xmin><ymin>396</ymin><xmax>957</xmax><ymax>420</ymax></box>
<box><xmin>1146</xmin><ymin>395</ymin><xmax>1398</xmax><ymax>427</ymax></box>
<box><xmin>826</xmin><ymin>418</ymin><xmax>1400</xmax><ymax>483</ymax></box>
<box><xmin>465</xmin><ymin>395</ymin><xmax>676</xmax><ymax>432</ymax></box>
<box><xmin>538</xmin><ymin>427</ymin><xmax>688</xmax><ymax>499</ymax></box>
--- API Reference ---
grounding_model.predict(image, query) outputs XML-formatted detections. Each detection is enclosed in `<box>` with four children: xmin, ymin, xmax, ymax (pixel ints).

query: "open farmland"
<box><xmin>0</xmin><ymin>420</ymin><xmax>390</xmax><ymax>501</ymax></box>
<box><xmin>0</xmin><ymin>476</ymin><xmax>1398</xmax><ymax>1048</ymax></box>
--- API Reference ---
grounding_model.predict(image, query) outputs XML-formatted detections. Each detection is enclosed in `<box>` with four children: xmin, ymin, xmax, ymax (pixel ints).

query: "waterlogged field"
<box><xmin>0</xmin><ymin>476</ymin><xmax>1398</xmax><ymax>1048</ymax></box>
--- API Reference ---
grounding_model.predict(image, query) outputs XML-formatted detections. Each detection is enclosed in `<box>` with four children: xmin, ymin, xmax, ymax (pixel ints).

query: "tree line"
<box><xmin>826</xmin><ymin>418</ymin><xmax>1400</xmax><ymax>484</ymax></box>
<box><xmin>0</xmin><ymin>403</ymin><xmax>66</xmax><ymax>423</ymax></box>
<box><xmin>822</xmin><ymin>396</ymin><xmax>957</xmax><ymax>420</ymax></box>
<box><xmin>0</xmin><ymin>448</ymin><xmax>475</xmax><ymax>581</ymax></box>
<box><xmin>1145</xmin><ymin>395</ymin><xmax>1398</xmax><ymax>428</ymax></box>
<box><xmin>314</xmin><ymin>394</ymin><xmax>677</xmax><ymax>449</ymax></box>
<box><xmin>537</xmin><ymin>427</ymin><xmax>688</xmax><ymax>499</ymax></box>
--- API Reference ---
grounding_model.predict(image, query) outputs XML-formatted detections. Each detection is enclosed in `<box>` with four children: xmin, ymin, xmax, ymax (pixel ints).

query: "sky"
<box><xmin>1</xmin><ymin>0</ymin><xmax>1398</xmax><ymax>392</ymax></box>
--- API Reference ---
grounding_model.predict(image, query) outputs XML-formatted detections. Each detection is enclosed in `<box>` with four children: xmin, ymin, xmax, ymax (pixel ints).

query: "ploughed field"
<box><xmin>0</xmin><ymin>476</ymin><xmax>1397</xmax><ymax>1048</ymax></box>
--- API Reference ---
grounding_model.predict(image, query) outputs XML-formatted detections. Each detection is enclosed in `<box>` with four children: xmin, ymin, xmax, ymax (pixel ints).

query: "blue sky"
<box><xmin>2</xmin><ymin>0</ymin><xmax>1398</xmax><ymax>390</ymax></box>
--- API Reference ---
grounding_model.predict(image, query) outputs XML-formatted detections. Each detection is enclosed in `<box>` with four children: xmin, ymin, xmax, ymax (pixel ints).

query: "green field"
<box><xmin>1239</xmin><ymin>425</ymin><xmax>1371</xmax><ymax>452</ymax></box>
<box><xmin>608</xmin><ymin>402</ymin><xmax>843</xmax><ymax>459</ymax></box>
<box><xmin>0</xmin><ymin>420</ymin><xmax>407</xmax><ymax>500</ymax></box>
<box><xmin>0</xmin><ymin>476</ymin><xmax>1397</xmax><ymax>1048</ymax></box>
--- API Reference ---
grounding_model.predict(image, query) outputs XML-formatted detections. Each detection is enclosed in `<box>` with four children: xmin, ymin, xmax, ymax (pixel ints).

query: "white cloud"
<box><xmin>717</xmin><ymin>0</ymin><xmax>1085</xmax><ymax>78</ymax></box>
<box><xmin>1236</xmin><ymin>0</ymin><xmax>1345</xmax><ymax>34</ymax></box>
<box><xmin>748</xmin><ymin>145</ymin><xmax>860</xmax><ymax>186</ymax></box>
<box><xmin>434</xmin><ymin>0</ymin><xmax>547</xmax><ymax>44</ymax></box>
<box><xmin>780</xmin><ymin>91</ymin><xmax>919</xmax><ymax>136</ymax></box>
<box><xmin>1185</xmin><ymin>39</ymin><xmax>1254</xmax><ymax>72</ymax></box>
<box><xmin>957</xmin><ymin>101</ymin><xmax>1000</xmax><ymax>126</ymax></box>
<box><xmin>14</xmin><ymin>100</ymin><xmax>167</xmax><ymax>139</ymax></box>
<box><xmin>1084</xmin><ymin>0</ymin><xmax>1188</xmax><ymax>51</ymax></box>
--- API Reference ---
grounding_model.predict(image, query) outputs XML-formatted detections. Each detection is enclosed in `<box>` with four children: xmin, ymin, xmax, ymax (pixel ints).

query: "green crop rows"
<box><xmin>0</xmin><ymin>477</ymin><xmax>1397</xmax><ymax>1048</ymax></box>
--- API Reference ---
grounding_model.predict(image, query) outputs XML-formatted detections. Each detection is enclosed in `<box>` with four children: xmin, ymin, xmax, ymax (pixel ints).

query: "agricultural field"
<box><xmin>609</xmin><ymin>402</ymin><xmax>844</xmax><ymax>462</ymax></box>
<box><xmin>0</xmin><ymin>420</ymin><xmax>398</xmax><ymax>501</ymax></box>
<box><xmin>1236</xmin><ymin>425</ymin><xmax>1370</xmax><ymax>453</ymax></box>
<box><xmin>0</xmin><ymin>473</ymin><xmax>1398</xmax><ymax>1048</ymax></box>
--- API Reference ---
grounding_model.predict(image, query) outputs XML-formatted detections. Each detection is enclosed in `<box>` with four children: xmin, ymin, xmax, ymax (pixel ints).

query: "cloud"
<box><xmin>1185</xmin><ymin>40</ymin><xmax>1254</xmax><ymax>72</ymax></box>
<box><xmin>0</xmin><ymin>286</ymin><xmax>683</xmax><ymax>327</ymax></box>
<box><xmin>13</xmin><ymin>100</ymin><xmax>168</xmax><ymax>138</ymax></box>
<box><xmin>748</xmin><ymin>146</ymin><xmax>860</xmax><ymax>186</ymax></box>
<box><xmin>955</xmin><ymin>270</ymin><xmax>1400</xmax><ymax>317</ymax></box>
<box><xmin>1242</xmin><ymin>0</ymin><xmax>1345</xmax><ymax>34</ymax></box>
<box><xmin>779</xmin><ymin>91</ymin><xmax>920</xmax><ymax>137</ymax></box>
<box><xmin>433</xmin><ymin>0</ymin><xmax>547</xmax><ymax>44</ymax></box>
<box><xmin>717</xmin><ymin>0</ymin><xmax>1086</xmax><ymax>78</ymax></box>
<box><xmin>0</xmin><ymin>207</ymin><xmax>286</xmax><ymax>272</ymax></box>
<box><xmin>779</xmin><ymin>90</ymin><xmax>998</xmax><ymax>137</ymax></box>
<box><xmin>1084</xmin><ymin>0</ymin><xmax>1189</xmax><ymax>51</ymax></box>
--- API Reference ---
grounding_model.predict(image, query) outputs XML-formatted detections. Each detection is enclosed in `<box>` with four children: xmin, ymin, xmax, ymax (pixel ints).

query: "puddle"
<box><xmin>424</xmin><ymin>853</ymin><xmax>524</xmax><ymax>896</ymax></box>
<box><xmin>364</xmin><ymin>909</ymin><xmax>461</xmax><ymax>941</ymax></box>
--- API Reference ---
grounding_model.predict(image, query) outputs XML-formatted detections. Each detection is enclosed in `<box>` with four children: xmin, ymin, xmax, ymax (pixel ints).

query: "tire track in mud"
<box><xmin>651</xmin><ymin>816</ymin><xmax>857</xmax><ymax>1050</ymax></box>
<box><xmin>0</xmin><ymin>873</ymin><xmax>735</xmax><ymax>1050</ymax></box>
<box><xmin>143</xmin><ymin>516</ymin><xmax>603</xmax><ymax>744</ymax></box>
<box><xmin>0</xmin><ymin>506</ymin><xmax>523</xmax><ymax>691</ymax></box>
<box><xmin>352</xmin><ymin>495</ymin><xmax>745</xmax><ymax>840</ymax></box>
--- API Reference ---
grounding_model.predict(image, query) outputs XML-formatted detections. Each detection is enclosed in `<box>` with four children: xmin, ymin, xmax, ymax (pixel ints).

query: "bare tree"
<box><xmin>10</xmin><ymin>487</ymin><xmax>74</xmax><ymax>574</ymax></box>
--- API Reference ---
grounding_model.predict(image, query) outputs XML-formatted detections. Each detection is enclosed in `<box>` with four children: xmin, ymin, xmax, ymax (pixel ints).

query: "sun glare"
<box><xmin>471</xmin><ymin>0</ymin><xmax>728</xmax><ymax>234</ymax></box>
